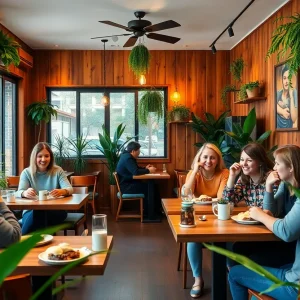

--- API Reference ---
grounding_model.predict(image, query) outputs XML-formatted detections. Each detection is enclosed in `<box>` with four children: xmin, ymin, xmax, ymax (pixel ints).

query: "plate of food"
<box><xmin>231</xmin><ymin>211</ymin><xmax>260</xmax><ymax>225</ymax></box>
<box><xmin>38</xmin><ymin>243</ymin><xmax>91</xmax><ymax>265</ymax></box>
<box><xmin>194</xmin><ymin>195</ymin><xmax>218</xmax><ymax>205</ymax></box>
<box><xmin>21</xmin><ymin>234</ymin><xmax>53</xmax><ymax>247</ymax></box>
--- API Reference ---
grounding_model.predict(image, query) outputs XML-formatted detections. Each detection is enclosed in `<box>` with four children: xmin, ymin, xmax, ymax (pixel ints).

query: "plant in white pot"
<box><xmin>167</xmin><ymin>104</ymin><xmax>190</xmax><ymax>122</ymax></box>
<box><xmin>239</xmin><ymin>81</ymin><xmax>260</xmax><ymax>100</ymax></box>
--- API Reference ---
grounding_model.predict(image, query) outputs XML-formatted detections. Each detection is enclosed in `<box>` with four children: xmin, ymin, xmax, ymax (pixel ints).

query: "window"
<box><xmin>48</xmin><ymin>88</ymin><xmax>167</xmax><ymax>158</ymax></box>
<box><xmin>0</xmin><ymin>75</ymin><xmax>17</xmax><ymax>175</ymax></box>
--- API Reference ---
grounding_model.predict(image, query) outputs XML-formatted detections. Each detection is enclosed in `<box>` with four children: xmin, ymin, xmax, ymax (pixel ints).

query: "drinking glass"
<box><xmin>181</xmin><ymin>186</ymin><xmax>193</xmax><ymax>202</ymax></box>
<box><xmin>92</xmin><ymin>214</ymin><xmax>107</xmax><ymax>251</ymax></box>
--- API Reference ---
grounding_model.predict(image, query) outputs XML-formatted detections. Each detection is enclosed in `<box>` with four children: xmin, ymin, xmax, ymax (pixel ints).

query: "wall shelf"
<box><xmin>234</xmin><ymin>96</ymin><xmax>267</xmax><ymax>104</ymax></box>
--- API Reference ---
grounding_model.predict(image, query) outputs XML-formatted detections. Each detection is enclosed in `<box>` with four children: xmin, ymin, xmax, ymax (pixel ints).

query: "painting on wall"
<box><xmin>275</xmin><ymin>62</ymin><xmax>299</xmax><ymax>131</ymax></box>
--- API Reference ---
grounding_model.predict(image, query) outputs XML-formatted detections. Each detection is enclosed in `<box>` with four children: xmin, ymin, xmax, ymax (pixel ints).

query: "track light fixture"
<box><xmin>209</xmin><ymin>0</ymin><xmax>255</xmax><ymax>53</ymax></box>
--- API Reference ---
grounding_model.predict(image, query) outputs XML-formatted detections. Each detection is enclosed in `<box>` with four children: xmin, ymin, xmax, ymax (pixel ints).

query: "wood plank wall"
<box><xmin>230</xmin><ymin>0</ymin><xmax>300</xmax><ymax>148</ymax></box>
<box><xmin>30</xmin><ymin>50</ymin><xmax>229</xmax><ymax>210</ymax></box>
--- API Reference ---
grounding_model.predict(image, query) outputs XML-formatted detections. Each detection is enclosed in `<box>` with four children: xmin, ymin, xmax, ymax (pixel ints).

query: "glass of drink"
<box><xmin>92</xmin><ymin>214</ymin><xmax>107</xmax><ymax>251</ymax></box>
<box><xmin>181</xmin><ymin>186</ymin><xmax>193</xmax><ymax>202</ymax></box>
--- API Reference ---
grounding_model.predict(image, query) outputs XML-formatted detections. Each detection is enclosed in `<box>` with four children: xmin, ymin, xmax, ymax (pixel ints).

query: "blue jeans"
<box><xmin>228</xmin><ymin>264</ymin><xmax>298</xmax><ymax>300</ymax></box>
<box><xmin>187</xmin><ymin>242</ymin><xmax>203</xmax><ymax>277</ymax></box>
<box><xmin>22</xmin><ymin>210</ymin><xmax>67</xmax><ymax>234</ymax></box>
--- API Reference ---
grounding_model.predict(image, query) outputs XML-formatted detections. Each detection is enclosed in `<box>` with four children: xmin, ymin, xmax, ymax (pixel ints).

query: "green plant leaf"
<box><xmin>256</xmin><ymin>130</ymin><xmax>272</xmax><ymax>143</ymax></box>
<box><xmin>242</xmin><ymin>107</ymin><xmax>256</xmax><ymax>134</ymax></box>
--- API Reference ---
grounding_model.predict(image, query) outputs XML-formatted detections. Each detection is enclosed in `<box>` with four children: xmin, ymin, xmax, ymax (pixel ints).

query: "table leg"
<box><xmin>142</xmin><ymin>180</ymin><xmax>161</xmax><ymax>223</ymax></box>
<box><xmin>212</xmin><ymin>242</ymin><xmax>227</xmax><ymax>300</ymax></box>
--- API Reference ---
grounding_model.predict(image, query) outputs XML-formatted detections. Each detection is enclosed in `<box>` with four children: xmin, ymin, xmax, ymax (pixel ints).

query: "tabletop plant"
<box><xmin>167</xmin><ymin>104</ymin><xmax>190</xmax><ymax>122</ymax></box>
<box><xmin>27</xmin><ymin>100</ymin><xmax>58</xmax><ymax>142</ymax></box>
<box><xmin>138</xmin><ymin>90</ymin><xmax>164</xmax><ymax>125</ymax></box>
<box><xmin>238</xmin><ymin>80</ymin><xmax>259</xmax><ymax>100</ymax></box>
<box><xmin>0</xmin><ymin>30</ymin><xmax>21</xmax><ymax>69</ymax></box>
<box><xmin>128</xmin><ymin>44</ymin><xmax>150</xmax><ymax>78</ymax></box>
<box><xmin>266</xmin><ymin>13</ymin><xmax>300</xmax><ymax>84</ymax></box>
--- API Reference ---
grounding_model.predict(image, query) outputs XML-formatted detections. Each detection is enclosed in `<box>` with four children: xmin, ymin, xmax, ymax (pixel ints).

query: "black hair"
<box><xmin>281</xmin><ymin>64</ymin><xmax>289</xmax><ymax>78</ymax></box>
<box><xmin>126</xmin><ymin>141</ymin><xmax>141</xmax><ymax>153</ymax></box>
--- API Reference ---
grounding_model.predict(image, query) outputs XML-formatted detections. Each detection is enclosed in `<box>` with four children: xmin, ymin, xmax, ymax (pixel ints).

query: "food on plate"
<box><xmin>45</xmin><ymin>243</ymin><xmax>80</xmax><ymax>261</ymax></box>
<box><xmin>196</xmin><ymin>195</ymin><xmax>212</xmax><ymax>202</ymax></box>
<box><xmin>237</xmin><ymin>211</ymin><xmax>253</xmax><ymax>221</ymax></box>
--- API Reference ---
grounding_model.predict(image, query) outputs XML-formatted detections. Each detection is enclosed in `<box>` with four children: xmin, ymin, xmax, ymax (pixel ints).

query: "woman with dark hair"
<box><xmin>229</xmin><ymin>145</ymin><xmax>300</xmax><ymax>299</ymax></box>
<box><xmin>16</xmin><ymin>142</ymin><xmax>73</xmax><ymax>235</ymax></box>
<box><xmin>222</xmin><ymin>143</ymin><xmax>275</xmax><ymax>207</ymax></box>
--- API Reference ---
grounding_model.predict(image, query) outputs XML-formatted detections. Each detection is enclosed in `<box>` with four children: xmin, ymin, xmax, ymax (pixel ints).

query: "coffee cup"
<box><xmin>213</xmin><ymin>202</ymin><xmax>230</xmax><ymax>220</ymax></box>
<box><xmin>6</xmin><ymin>190</ymin><xmax>16</xmax><ymax>203</ymax></box>
<box><xmin>39</xmin><ymin>190</ymin><xmax>49</xmax><ymax>200</ymax></box>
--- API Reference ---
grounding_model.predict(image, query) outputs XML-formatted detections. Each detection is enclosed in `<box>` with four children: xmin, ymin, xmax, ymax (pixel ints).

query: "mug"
<box><xmin>212</xmin><ymin>202</ymin><xmax>234</xmax><ymax>215</ymax></box>
<box><xmin>2</xmin><ymin>190</ymin><xmax>16</xmax><ymax>203</ymax></box>
<box><xmin>39</xmin><ymin>190</ymin><xmax>49</xmax><ymax>200</ymax></box>
<box><xmin>213</xmin><ymin>203</ymin><xmax>230</xmax><ymax>220</ymax></box>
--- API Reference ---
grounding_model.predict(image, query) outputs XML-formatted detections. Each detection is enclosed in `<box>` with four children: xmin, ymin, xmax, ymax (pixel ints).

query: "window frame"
<box><xmin>46</xmin><ymin>86</ymin><xmax>168</xmax><ymax>160</ymax></box>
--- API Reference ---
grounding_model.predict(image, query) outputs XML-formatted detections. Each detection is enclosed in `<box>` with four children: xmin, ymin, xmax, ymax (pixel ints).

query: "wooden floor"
<box><xmin>63</xmin><ymin>211</ymin><xmax>232</xmax><ymax>300</ymax></box>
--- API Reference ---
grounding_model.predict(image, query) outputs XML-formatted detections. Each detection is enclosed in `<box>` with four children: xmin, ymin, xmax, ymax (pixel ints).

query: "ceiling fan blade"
<box><xmin>147</xmin><ymin>33</ymin><xmax>180</xmax><ymax>44</ymax></box>
<box><xmin>99</xmin><ymin>21</ymin><xmax>132</xmax><ymax>32</ymax></box>
<box><xmin>145</xmin><ymin>20</ymin><xmax>181</xmax><ymax>32</ymax></box>
<box><xmin>91</xmin><ymin>34</ymin><xmax>132</xmax><ymax>40</ymax></box>
<box><xmin>123</xmin><ymin>36</ymin><xmax>138</xmax><ymax>47</ymax></box>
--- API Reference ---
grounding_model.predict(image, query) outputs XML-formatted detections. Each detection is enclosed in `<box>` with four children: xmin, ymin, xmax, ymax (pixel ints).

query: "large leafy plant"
<box><xmin>128</xmin><ymin>44</ymin><xmax>150</xmax><ymax>77</ymax></box>
<box><xmin>191</xmin><ymin>110</ymin><xmax>232</xmax><ymax>157</ymax></box>
<box><xmin>0</xmin><ymin>30</ymin><xmax>20</xmax><ymax>69</ymax></box>
<box><xmin>27</xmin><ymin>100</ymin><xmax>58</xmax><ymax>142</ymax></box>
<box><xmin>266</xmin><ymin>13</ymin><xmax>300</xmax><ymax>84</ymax></box>
<box><xmin>51</xmin><ymin>134</ymin><xmax>70</xmax><ymax>169</ymax></box>
<box><xmin>97</xmin><ymin>124</ymin><xmax>132</xmax><ymax>185</ymax></box>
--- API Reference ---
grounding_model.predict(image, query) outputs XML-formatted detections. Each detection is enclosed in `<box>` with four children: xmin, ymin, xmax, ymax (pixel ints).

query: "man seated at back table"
<box><xmin>116</xmin><ymin>141</ymin><xmax>158</xmax><ymax>216</ymax></box>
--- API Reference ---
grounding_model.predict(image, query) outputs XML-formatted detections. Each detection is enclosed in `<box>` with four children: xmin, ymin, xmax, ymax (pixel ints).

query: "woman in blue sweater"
<box><xmin>229</xmin><ymin>145</ymin><xmax>300</xmax><ymax>299</ymax></box>
<box><xmin>16</xmin><ymin>142</ymin><xmax>73</xmax><ymax>235</ymax></box>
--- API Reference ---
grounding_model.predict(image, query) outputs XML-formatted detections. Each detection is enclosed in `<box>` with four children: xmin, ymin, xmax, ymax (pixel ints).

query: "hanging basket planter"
<box><xmin>128</xmin><ymin>44</ymin><xmax>150</xmax><ymax>77</ymax></box>
<box><xmin>138</xmin><ymin>90</ymin><xmax>164</xmax><ymax>125</ymax></box>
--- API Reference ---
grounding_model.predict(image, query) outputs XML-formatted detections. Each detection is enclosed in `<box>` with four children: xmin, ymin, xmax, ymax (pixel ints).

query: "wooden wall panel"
<box><xmin>231</xmin><ymin>0</ymin><xmax>300</xmax><ymax>149</ymax></box>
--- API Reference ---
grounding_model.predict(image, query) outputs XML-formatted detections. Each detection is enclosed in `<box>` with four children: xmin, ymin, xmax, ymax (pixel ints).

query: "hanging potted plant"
<box><xmin>27</xmin><ymin>100</ymin><xmax>58</xmax><ymax>142</ymax></box>
<box><xmin>138</xmin><ymin>90</ymin><xmax>164</xmax><ymax>125</ymax></box>
<box><xmin>167</xmin><ymin>104</ymin><xmax>190</xmax><ymax>122</ymax></box>
<box><xmin>128</xmin><ymin>44</ymin><xmax>150</xmax><ymax>77</ymax></box>
<box><xmin>0</xmin><ymin>30</ymin><xmax>21</xmax><ymax>69</ymax></box>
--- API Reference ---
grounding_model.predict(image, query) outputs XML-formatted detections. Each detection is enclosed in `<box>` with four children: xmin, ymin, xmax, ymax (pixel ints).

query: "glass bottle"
<box><xmin>180</xmin><ymin>202</ymin><xmax>195</xmax><ymax>226</ymax></box>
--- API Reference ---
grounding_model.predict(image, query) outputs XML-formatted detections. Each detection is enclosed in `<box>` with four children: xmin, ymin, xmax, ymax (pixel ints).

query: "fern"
<box><xmin>128</xmin><ymin>44</ymin><xmax>150</xmax><ymax>77</ymax></box>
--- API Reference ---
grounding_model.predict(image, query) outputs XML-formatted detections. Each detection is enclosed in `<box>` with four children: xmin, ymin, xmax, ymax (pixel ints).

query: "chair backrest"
<box><xmin>71</xmin><ymin>175</ymin><xmax>97</xmax><ymax>199</ymax></box>
<box><xmin>113</xmin><ymin>172</ymin><xmax>122</xmax><ymax>198</ymax></box>
<box><xmin>174</xmin><ymin>169</ymin><xmax>189</xmax><ymax>188</ymax></box>
<box><xmin>6</xmin><ymin>176</ymin><xmax>20</xmax><ymax>189</ymax></box>
<box><xmin>72</xmin><ymin>186</ymin><xmax>88</xmax><ymax>194</ymax></box>
<box><xmin>178</xmin><ymin>174</ymin><xmax>187</xmax><ymax>198</ymax></box>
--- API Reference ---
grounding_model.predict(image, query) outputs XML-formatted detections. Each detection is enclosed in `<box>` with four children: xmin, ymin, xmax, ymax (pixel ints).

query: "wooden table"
<box><xmin>6</xmin><ymin>194</ymin><xmax>89</xmax><ymax>210</ymax></box>
<box><xmin>166</xmin><ymin>214</ymin><xmax>279</xmax><ymax>300</ymax></box>
<box><xmin>10</xmin><ymin>236</ymin><xmax>113</xmax><ymax>276</ymax></box>
<box><xmin>162</xmin><ymin>198</ymin><xmax>247</xmax><ymax>215</ymax></box>
<box><xmin>133</xmin><ymin>172</ymin><xmax>170</xmax><ymax>222</ymax></box>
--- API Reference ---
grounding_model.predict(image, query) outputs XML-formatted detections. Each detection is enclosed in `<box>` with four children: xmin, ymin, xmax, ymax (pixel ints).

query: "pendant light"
<box><xmin>171</xmin><ymin>51</ymin><xmax>181</xmax><ymax>103</ymax></box>
<box><xmin>139</xmin><ymin>74</ymin><xmax>146</xmax><ymax>85</ymax></box>
<box><xmin>101</xmin><ymin>39</ymin><xmax>109</xmax><ymax>106</ymax></box>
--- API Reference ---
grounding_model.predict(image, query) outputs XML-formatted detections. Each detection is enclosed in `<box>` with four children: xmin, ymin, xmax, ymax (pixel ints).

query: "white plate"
<box><xmin>21</xmin><ymin>234</ymin><xmax>53</xmax><ymax>247</ymax></box>
<box><xmin>38</xmin><ymin>247</ymin><xmax>91</xmax><ymax>265</ymax></box>
<box><xmin>231</xmin><ymin>215</ymin><xmax>260</xmax><ymax>225</ymax></box>
<box><xmin>179</xmin><ymin>223</ymin><xmax>196</xmax><ymax>228</ymax></box>
<box><xmin>194</xmin><ymin>198</ymin><xmax>218</xmax><ymax>205</ymax></box>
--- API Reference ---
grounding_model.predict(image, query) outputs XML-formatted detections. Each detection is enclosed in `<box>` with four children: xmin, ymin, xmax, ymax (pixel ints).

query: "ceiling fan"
<box><xmin>91</xmin><ymin>11</ymin><xmax>181</xmax><ymax>47</ymax></box>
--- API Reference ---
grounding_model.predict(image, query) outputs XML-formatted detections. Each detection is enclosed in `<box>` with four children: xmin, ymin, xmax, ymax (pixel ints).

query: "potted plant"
<box><xmin>0</xmin><ymin>30</ymin><xmax>20</xmax><ymax>69</ymax></box>
<box><xmin>221</xmin><ymin>84</ymin><xmax>238</xmax><ymax>107</ymax></box>
<box><xmin>128</xmin><ymin>44</ymin><xmax>150</xmax><ymax>77</ymax></box>
<box><xmin>68</xmin><ymin>134</ymin><xmax>90</xmax><ymax>175</ymax></box>
<box><xmin>229</xmin><ymin>57</ymin><xmax>245</xmax><ymax>82</ymax></box>
<box><xmin>51</xmin><ymin>134</ymin><xmax>70</xmax><ymax>169</ymax></box>
<box><xmin>97</xmin><ymin>123</ymin><xmax>132</xmax><ymax>215</ymax></box>
<box><xmin>138</xmin><ymin>90</ymin><xmax>164</xmax><ymax>125</ymax></box>
<box><xmin>266</xmin><ymin>13</ymin><xmax>300</xmax><ymax>83</ymax></box>
<box><xmin>27</xmin><ymin>100</ymin><xmax>58</xmax><ymax>142</ymax></box>
<box><xmin>167</xmin><ymin>104</ymin><xmax>190</xmax><ymax>122</ymax></box>
<box><xmin>238</xmin><ymin>81</ymin><xmax>260</xmax><ymax>100</ymax></box>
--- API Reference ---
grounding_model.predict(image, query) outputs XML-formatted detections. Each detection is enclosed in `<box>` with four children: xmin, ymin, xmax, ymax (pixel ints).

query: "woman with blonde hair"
<box><xmin>184</xmin><ymin>143</ymin><xmax>229</xmax><ymax>298</ymax></box>
<box><xmin>229</xmin><ymin>145</ymin><xmax>300</xmax><ymax>299</ymax></box>
<box><xmin>16</xmin><ymin>142</ymin><xmax>73</xmax><ymax>234</ymax></box>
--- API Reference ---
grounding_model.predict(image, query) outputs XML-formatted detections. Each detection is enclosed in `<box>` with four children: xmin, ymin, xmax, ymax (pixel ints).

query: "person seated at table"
<box><xmin>116</xmin><ymin>141</ymin><xmax>157</xmax><ymax>213</ymax></box>
<box><xmin>0</xmin><ymin>196</ymin><xmax>21</xmax><ymax>247</ymax></box>
<box><xmin>222</xmin><ymin>143</ymin><xmax>275</xmax><ymax>207</ymax></box>
<box><xmin>229</xmin><ymin>145</ymin><xmax>300</xmax><ymax>300</ymax></box>
<box><xmin>16</xmin><ymin>142</ymin><xmax>73</xmax><ymax>235</ymax></box>
<box><xmin>183</xmin><ymin>143</ymin><xmax>229</xmax><ymax>298</ymax></box>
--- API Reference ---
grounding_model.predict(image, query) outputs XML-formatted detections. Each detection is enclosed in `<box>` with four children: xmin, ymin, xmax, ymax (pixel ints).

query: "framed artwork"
<box><xmin>275</xmin><ymin>62</ymin><xmax>299</xmax><ymax>131</ymax></box>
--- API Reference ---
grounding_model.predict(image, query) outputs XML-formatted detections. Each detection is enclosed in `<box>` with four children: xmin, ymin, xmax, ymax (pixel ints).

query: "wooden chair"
<box><xmin>6</xmin><ymin>176</ymin><xmax>20</xmax><ymax>190</ymax></box>
<box><xmin>174</xmin><ymin>170</ymin><xmax>189</xmax><ymax>198</ymax></box>
<box><xmin>0</xmin><ymin>274</ymin><xmax>32</xmax><ymax>300</ymax></box>
<box><xmin>113</xmin><ymin>172</ymin><xmax>144</xmax><ymax>222</ymax></box>
<box><xmin>70</xmin><ymin>175</ymin><xmax>98</xmax><ymax>215</ymax></box>
<box><xmin>248</xmin><ymin>286</ymin><xmax>300</xmax><ymax>300</ymax></box>
<box><xmin>63</xmin><ymin>186</ymin><xmax>88</xmax><ymax>236</ymax></box>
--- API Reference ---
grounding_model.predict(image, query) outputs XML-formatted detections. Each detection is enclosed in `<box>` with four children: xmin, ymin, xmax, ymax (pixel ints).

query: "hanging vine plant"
<box><xmin>0</xmin><ymin>30</ymin><xmax>21</xmax><ymax>69</ymax></box>
<box><xmin>138</xmin><ymin>90</ymin><xmax>164</xmax><ymax>125</ymax></box>
<box><xmin>128</xmin><ymin>44</ymin><xmax>150</xmax><ymax>77</ymax></box>
<box><xmin>266</xmin><ymin>13</ymin><xmax>300</xmax><ymax>83</ymax></box>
